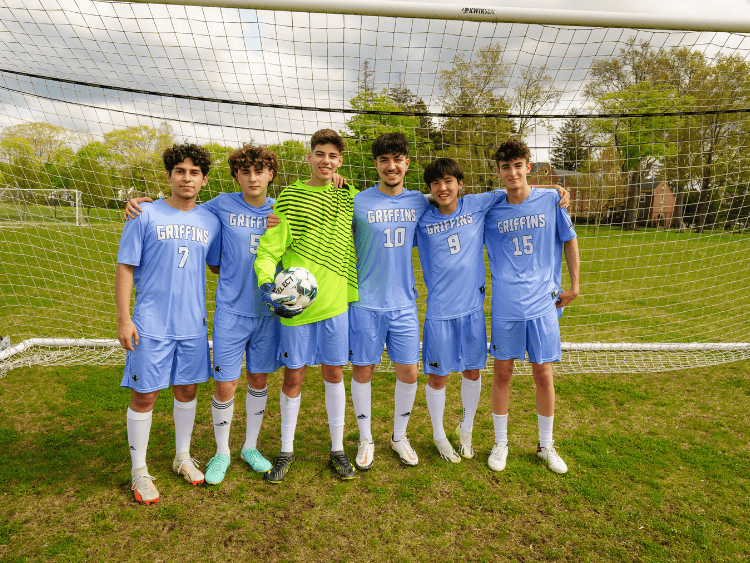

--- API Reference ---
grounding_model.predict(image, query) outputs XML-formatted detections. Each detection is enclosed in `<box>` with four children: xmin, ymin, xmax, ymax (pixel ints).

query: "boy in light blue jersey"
<box><xmin>349</xmin><ymin>132</ymin><xmax>430</xmax><ymax>470</ymax></box>
<box><xmin>200</xmin><ymin>145</ymin><xmax>283</xmax><ymax>483</ymax></box>
<box><xmin>484</xmin><ymin>138</ymin><xmax>580</xmax><ymax>475</ymax></box>
<box><xmin>117</xmin><ymin>144</ymin><xmax>220</xmax><ymax>505</ymax></box>
<box><xmin>417</xmin><ymin>158</ymin><xmax>502</xmax><ymax>463</ymax></box>
<box><xmin>417</xmin><ymin>158</ymin><xmax>571</xmax><ymax>464</ymax></box>
<box><xmin>125</xmin><ymin>145</ymin><xmax>285</xmax><ymax>485</ymax></box>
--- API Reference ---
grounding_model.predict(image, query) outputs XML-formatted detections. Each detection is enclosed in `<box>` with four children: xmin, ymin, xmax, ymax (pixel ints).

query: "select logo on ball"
<box><xmin>274</xmin><ymin>267</ymin><xmax>318</xmax><ymax>310</ymax></box>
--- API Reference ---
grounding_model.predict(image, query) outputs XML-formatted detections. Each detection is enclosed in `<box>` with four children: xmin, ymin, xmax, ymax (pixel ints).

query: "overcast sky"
<box><xmin>1</xmin><ymin>0</ymin><xmax>750</xmax><ymax>161</ymax></box>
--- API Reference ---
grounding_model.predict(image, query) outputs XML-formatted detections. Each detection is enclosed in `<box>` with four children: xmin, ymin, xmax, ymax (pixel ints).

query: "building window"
<box><xmin>660</xmin><ymin>193</ymin><xmax>664</xmax><ymax>203</ymax></box>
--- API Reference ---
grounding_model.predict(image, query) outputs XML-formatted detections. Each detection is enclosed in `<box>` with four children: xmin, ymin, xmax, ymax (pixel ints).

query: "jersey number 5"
<box><xmin>512</xmin><ymin>235</ymin><xmax>533</xmax><ymax>256</ymax></box>
<box><xmin>249</xmin><ymin>233</ymin><xmax>261</xmax><ymax>254</ymax></box>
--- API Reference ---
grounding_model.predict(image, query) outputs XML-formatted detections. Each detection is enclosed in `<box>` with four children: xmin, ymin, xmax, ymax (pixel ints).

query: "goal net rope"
<box><xmin>1</xmin><ymin>0</ymin><xmax>749</xmax><ymax>376</ymax></box>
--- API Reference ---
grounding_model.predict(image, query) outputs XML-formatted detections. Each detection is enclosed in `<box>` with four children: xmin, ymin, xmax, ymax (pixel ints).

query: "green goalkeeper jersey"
<box><xmin>255</xmin><ymin>179</ymin><xmax>359</xmax><ymax>326</ymax></box>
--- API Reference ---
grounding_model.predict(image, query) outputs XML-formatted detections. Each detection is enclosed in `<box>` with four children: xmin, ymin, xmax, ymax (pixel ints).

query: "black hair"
<box><xmin>423</xmin><ymin>157</ymin><xmax>464</xmax><ymax>186</ymax></box>
<box><xmin>371</xmin><ymin>132</ymin><xmax>409</xmax><ymax>159</ymax></box>
<box><xmin>162</xmin><ymin>143</ymin><xmax>211</xmax><ymax>176</ymax></box>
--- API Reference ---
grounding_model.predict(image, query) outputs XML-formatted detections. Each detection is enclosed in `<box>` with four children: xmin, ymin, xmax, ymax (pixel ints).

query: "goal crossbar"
<box><xmin>132</xmin><ymin>0</ymin><xmax>750</xmax><ymax>33</ymax></box>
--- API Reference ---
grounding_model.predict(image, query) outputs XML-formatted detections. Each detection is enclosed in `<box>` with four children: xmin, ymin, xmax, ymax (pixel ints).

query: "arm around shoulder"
<box><xmin>557</xmin><ymin>238</ymin><xmax>580</xmax><ymax>308</ymax></box>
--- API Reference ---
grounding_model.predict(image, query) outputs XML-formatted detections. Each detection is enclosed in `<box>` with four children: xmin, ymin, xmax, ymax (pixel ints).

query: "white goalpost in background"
<box><xmin>1</xmin><ymin>0</ymin><xmax>750</xmax><ymax>376</ymax></box>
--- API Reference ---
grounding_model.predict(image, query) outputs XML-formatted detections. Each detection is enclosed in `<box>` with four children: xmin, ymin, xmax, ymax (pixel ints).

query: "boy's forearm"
<box><xmin>115</xmin><ymin>264</ymin><xmax>135</xmax><ymax>321</ymax></box>
<box><xmin>563</xmin><ymin>238</ymin><xmax>580</xmax><ymax>292</ymax></box>
<box><xmin>255</xmin><ymin>214</ymin><xmax>292</xmax><ymax>286</ymax></box>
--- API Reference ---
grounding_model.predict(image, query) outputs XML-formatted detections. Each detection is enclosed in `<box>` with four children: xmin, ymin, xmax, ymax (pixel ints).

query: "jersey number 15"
<box><xmin>511</xmin><ymin>235</ymin><xmax>533</xmax><ymax>256</ymax></box>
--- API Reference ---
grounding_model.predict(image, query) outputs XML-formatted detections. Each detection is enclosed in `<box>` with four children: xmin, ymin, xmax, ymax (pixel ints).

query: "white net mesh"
<box><xmin>2</xmin><ymin>1</ymin><xmax>750</xmax><ymax>376</ymax></box>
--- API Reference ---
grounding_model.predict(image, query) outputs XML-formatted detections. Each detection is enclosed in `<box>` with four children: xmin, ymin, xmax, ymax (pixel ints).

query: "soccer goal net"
<box><xmin>1</xmin><ymin>0</ymin><xmax>749</xmax><ymax>376</ymax></box>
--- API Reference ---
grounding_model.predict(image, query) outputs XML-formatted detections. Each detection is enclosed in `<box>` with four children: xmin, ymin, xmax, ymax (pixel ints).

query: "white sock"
<box><xmin>538</xmin><ymin>413</ymin><xmax>554</xmax><ymax>447</ymax></box>
<box><xmin>280</xmin><ymin>390</ymin><xmax>301</xmax><ymax>453</ymax></box>
<box><xmin>425</xmin><ymin>383</ymin><xmax>446</xmax><ymax>441</ymax></box>
<box><xmin>212</xmin><ymin>395</ymin><xmax>234</xmax><ymax>456</ymax></box>
<box><xmin>325</xmin><ymin>380</ymin><xmax>346</xmax><ymax>451</ymax></box>
<box><xmin>173</xmin><ymin>397</ymin><xmax>197</xmax><ymax>456</ymax></box>
<box><xmin>243</xmin><ymin>386</ymin><xmax>267</xmax><ymax>450</ymax></box>
<box><xmin>493</xmin><ymin>413</ymin><xmax>508</xmax><ymax>445</ymax></box>
<box><xmin>393</xmin><ymin>379</ymin><xmax>417</xmax><ymax>441</ymax></box>
<box><xmin>127</xmin><ymin>408</ymin><xmax>152</xmax><ymax>472</ymax></box>
<box><xmin>459</xmin><ymin>375</ymin><xmax>481</xmax><ymax>433</ymax></box>
<box><xmin>350</xmin><ymin>379</ymin><xmax>372</xmax><ymax>443</ymax></box>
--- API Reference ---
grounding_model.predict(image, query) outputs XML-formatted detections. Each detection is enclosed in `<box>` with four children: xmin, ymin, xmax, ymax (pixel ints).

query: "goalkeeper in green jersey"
<box><xmin>254</xmin><ymin>128</ymin><xmax>359</xmax><ymax>483</ymax></box>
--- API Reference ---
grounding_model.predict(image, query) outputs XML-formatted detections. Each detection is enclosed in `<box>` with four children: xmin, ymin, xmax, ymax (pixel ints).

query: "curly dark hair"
<box><xmin>371</xmin><ymin>132</ymin><xmax>409</xmax><ymax>159</ymax></box>
<box><xmin>162</xmin><ymin>143</ymin><xmax>211</xmax><ymax>176</ymax></box>
<box><xmin>492</xmin><ymin>138</ymin><xmax>531</xmax><ymax>165</ymax></box>
<box><xmin>310</xmin><ymin>129</ymin><xmax>346</xmax><ymax>153</ymax></box>
<box><xmin>228</xmin><ymin>144</ymin><xmax>279</xmax><ymax>183</ymax></box>
<box><xmin>423</xmin><ymin>157</ymin><xmax>464</xmax><ymax>187</ymax></box>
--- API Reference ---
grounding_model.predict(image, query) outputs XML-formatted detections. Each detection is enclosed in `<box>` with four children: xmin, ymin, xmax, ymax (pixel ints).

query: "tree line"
<box><xmin>1</xmin><ymin>38</ymin><xmax>749</xmax><ymax>231</ymax></box>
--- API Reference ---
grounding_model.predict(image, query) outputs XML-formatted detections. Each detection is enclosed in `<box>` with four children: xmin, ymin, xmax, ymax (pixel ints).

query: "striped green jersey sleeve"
<box><xmin>255</xmin><ymin>179</ymin><xmax>359</xmax><ymax>326</ymax></box>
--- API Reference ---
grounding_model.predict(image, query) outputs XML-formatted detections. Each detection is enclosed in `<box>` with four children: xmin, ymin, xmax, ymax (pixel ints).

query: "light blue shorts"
<box><xmin>348</xmin><ymin>304</ymin><xmax>420</xmax><ymax>366</ymax></box>
<box><xmin>211</xmin><ymin>308</ymin><xmax>282</xmax><ymax>381</ymax></box>
<box><xmin>121</xmin><ymin>335</ymin><xmax>211</xmax><ymax>393</ymax></box>
<box><xmin>422</xmin><ymin>308</ymin><xmax>488</xmax><ymax>376</ymax></box>
<box><xmin>489</xmin><ymin>308</ymin><xmax>561</xmax><ymax>364</ymax></box>
<box><xmin>280</xmin><ymin>310</ymin><xmax>349</xmax><ymax>369</ymax></box>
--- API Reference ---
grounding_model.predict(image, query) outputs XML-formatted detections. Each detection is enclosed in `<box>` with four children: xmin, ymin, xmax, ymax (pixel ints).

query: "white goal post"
<box><xmin>1</xmin><ymin>0</ymin><xmax>750</xmax><ymax>376</ymax></box>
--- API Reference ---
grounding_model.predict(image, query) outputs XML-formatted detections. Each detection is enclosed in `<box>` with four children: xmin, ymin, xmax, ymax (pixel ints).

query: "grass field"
<box><xmin>0</xmin><ymin>360</ymin><xmax>749</xmax><ymax>562</ymax></box>
<box><xmin>1</xmin><ymin>213</ymin><xmax>750</xmax><ymax>560</ymax></box>
<box><xmin>2</xmin><ymin>220</ymin><xmax>749</xmax><ymax>373</ymax></box>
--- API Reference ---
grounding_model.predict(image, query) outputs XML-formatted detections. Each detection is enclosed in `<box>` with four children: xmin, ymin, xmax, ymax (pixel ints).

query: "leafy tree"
<box><xmin>267</xmin><ymin>139</ymin><xmax>309</xmax><ymax>198</ymax></box>
<box><xmin>388</xmin><ymin>75</ymin><xmax>434</xmax><ymax>143</ymax></box>
<box><xmin>511</xmin><ymin>65</ymin><xmax>563</xmax><ymax>138</ymax></box>
<box><xmin>342</xmin><ymin>88</ymin><xmax>430</xmax><ymax>191</ymax></box>
<box><xmin>0</xmin><ymin>122</ymin><xmax>77</xmax><ymax>163</ymax></box>
<box><xmin>586</xmin><ymin>39</ymin><xmax>750</xmax><ymax>232</ymax></box>
<box><xmin>103</xmin><ymin>123</ymin><xmax>174</xmax><ymax>198</ymax></box>
<box><xmin>203</xmin><ymin>143</ymin><xmax>236</xmax><ymax>200</ymax></box>
<box><xmin>46</xmin><ymin>142</ymin><xmax>116</xmax><ymax>208</ymax></box>
<box><xmin>550</xmin><ymin>114</ymin><xmax>593</xmax><ymax>172</ymax></box>
<box><xmin>436</xmin><ymin>43</ymin><xmax>513</xmax><ymax>191</ymax></box>
<box><xmin>594</xmin><ymin>82</ymin><xmax>692</xmax><ymax>229</ymax></box>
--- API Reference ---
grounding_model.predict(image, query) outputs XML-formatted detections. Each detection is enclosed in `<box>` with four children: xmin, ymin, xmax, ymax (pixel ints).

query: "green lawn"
<box><xmin>1</xmin><ymin>213</ymin><xmax>750</xmax><ymax>560</ymax></box>
<box><xmin>0</xmin><ymin>360</ymin><xmax>748</xmax><ymax>561</ymax></box>
<box><xmin>2</xmin><ymin>221</ymin><xmax>750</xmax><ymax>374</ymax></box>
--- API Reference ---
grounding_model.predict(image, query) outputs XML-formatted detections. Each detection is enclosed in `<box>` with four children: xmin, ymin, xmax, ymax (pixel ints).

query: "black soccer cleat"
<box><xmin>264</xmin><ymin>452</ymin><xmax>295</xmax><ymax>484</ymax></box>
<box><xmin>329</xmin><ymin>450</ymin><xmax>356</xmax><ymax>480</ymax></box>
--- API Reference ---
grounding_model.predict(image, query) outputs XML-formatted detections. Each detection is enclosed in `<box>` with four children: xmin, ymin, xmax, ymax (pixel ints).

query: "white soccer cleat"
<box><xmin>355</xmin><ymin>441</ymin><xmax>374</xmax><ymax>471</ymax></box>
<box><xmin>172</xmin><ymin>454</ymin><xmax>205</xmax><ymax>485</ymax></box>
<box><xmin>454</xmin><ymin>423</ymin><xmax>475</xmax><ymax>459</ymax></box>
<box><xmin>391</xmin><ymin>435</ymin><xmax>419</xmax><ymax>466</ymax></box>
<box><xmin>488</xmin><ymin>442</ymin><xmax>509</xmax><ymax>471</ymax></box>
<box><xmin>131</xmin><ymin>470</ymin><xmax>159</xmax><ymax>505</ymax></box>
<box><xmin>537</xmin><ymin>442</ymin><xmax>568</xmax><ymax>474</ymax></box>
<box><xmin>434</xmin><ymin>437</ymin><xmax>461</xmax><ymax>463</ymax></box>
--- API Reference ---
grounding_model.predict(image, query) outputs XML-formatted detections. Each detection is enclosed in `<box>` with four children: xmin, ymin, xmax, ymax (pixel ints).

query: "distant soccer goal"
<box><xmin>1</xmin><ymin>0</ymin><xmax>750</xmax><ymax>376</ymax></box>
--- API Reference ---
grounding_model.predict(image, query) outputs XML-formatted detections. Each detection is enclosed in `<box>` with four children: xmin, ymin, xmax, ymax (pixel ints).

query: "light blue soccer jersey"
<box><xmin>117</xmin><ymin>199</ymin><xmax>220</xmax><ymax>339</ymax></box>
<box><xmin>484</xmin><ymin>187</ymin><xmax>577</xmax><ymax>321</ymax></box>
<box><xmin>352</xmin><ymin>186</ymin><xmax>430</xmax><ymax>310</ymax></box>
<box><xmin>416</xmin><ymin>191</ymin><xmax>503</xmax><ymax>320</ymax></box>
<box><xmin>203</xmin><ymin>193</ymin><xmax>274</xmax><ymax>317</ymax></box>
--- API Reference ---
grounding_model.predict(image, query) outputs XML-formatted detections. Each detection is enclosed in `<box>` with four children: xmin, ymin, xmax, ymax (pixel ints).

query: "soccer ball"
<box><xmin>274</xmin><ymin>267</ymin><xmax>318</xmax><ymax>309</ymax></box>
